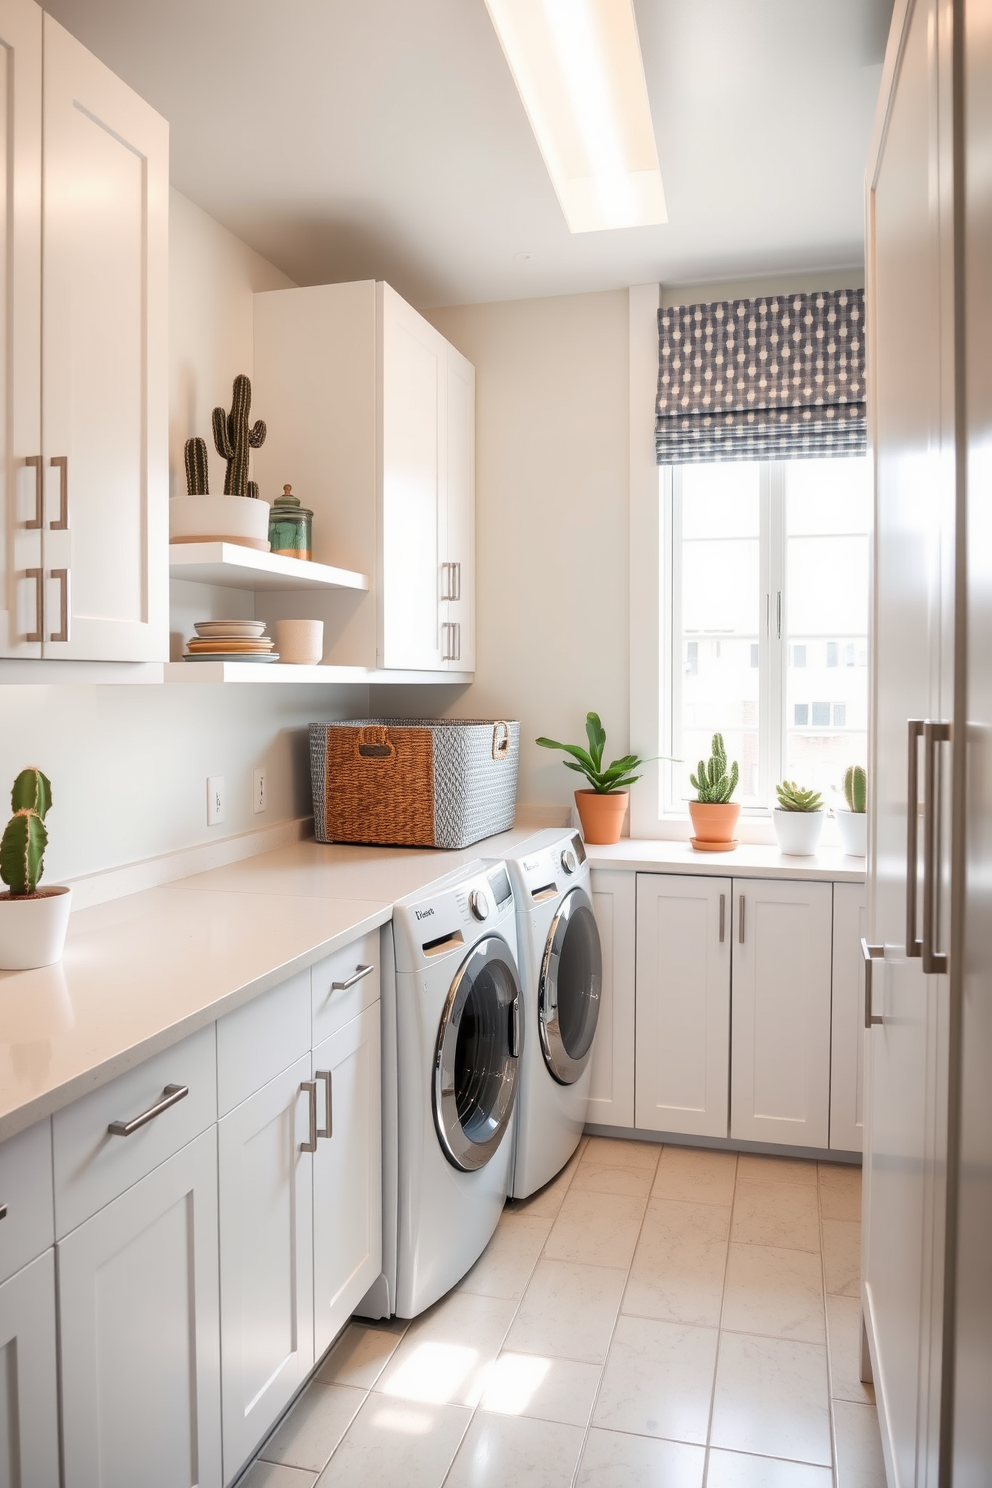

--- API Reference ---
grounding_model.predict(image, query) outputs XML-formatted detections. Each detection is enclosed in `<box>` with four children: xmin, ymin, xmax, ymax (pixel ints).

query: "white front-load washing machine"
<box><xmin>372</xmin><ymin>859</ymin><xmax>523</xmax><ymax>1319</ymax></box>
<box><xmin>502</xmin><ymin>829</ymin><xmax>603</xmax><ymax>1199</ymax></box>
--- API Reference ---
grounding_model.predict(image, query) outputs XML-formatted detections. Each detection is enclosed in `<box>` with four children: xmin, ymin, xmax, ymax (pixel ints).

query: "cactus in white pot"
<box><xmin>0</xmin><ymin>768</ymin><xmax>72</xmax><ymax>970</ymax></box>
<box><xmin>837</xmin><ymin>764</ymin><xmax>868</xmax><ymax>856</ymax></box>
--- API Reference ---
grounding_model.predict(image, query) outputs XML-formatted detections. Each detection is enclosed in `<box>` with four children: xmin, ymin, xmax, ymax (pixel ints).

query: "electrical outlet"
<box><xmin>207</xmin><ymin>776</ymin><xmax>225</xmax><ymax>826</ymax></box>
<box><xmin>252</xmin><ymin>767</ymin><xmax>267</xmax><ymax>815</ymax></box>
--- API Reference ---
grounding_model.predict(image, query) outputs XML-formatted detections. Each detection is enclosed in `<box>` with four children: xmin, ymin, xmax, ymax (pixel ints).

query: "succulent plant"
<box><xmin>843</xmin><ymin>764</ymin><xmax>867</xmax><ymax>814</ymax></box>
<box><xmin>183</xmin><ymin>436</ymin><xmax>209</xmax><ymax>496</ymax></box>
<box><xmin>0</xmin><ymin>768</ymin><xmax>52</xmax><ymax>897</ymax></box>
<box><xmin>212</xmin><ymin>374</ymin><xmax>266</xmax><ymax>499</ymax></box>
<box><xmin>776</xmin><ymin>780</ymin><xmax>823</xmax><ymax>813</ymax></box>
<box><xmin>690</xmin><ymin>734</ymin><xmax>739</xmax><ymax>804</ymax></box>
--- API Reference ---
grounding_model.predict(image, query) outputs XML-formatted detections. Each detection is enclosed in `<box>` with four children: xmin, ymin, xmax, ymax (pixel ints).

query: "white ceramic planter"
<box><xmin>0</xmin><ymin>885</ymin><xmax>72</xmax><ymax>970</ymax></box>
<box><xmin>836</xmin><ymin>809</ymin><xmax>867</xmax><ymax>857</ymax></box>
<box><xmin>169</xmin><ymin>495</ymin><xmax>271</xmax><ymax>551</ymax></box>
<box><xmin>773</xmin><ymin>808</ymin><xmax>825</xmax><ymax>856</ymax></box>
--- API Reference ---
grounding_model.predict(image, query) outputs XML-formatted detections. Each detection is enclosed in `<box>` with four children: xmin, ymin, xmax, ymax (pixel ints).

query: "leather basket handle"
<box><xmin>356</xmin><ymin>725</ymin><xmax>396</xmax><ymax>761</ymax></box>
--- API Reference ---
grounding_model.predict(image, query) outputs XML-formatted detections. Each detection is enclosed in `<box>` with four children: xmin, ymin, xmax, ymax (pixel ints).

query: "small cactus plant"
<box><xmin>776</xmin><ymin>780</ymin><xmax>823</xmax><ymax>813</ymax></box>
<box><xmin>183</xmin><ymin>436</ymin><xmax>209</xmax><ymax>496</ymax></box>
<box><xmin>0</xmin><ymin>768</ymin><xmax>52</xmax><ymax>897</ymax></box>
<box><xmin>212</xmin><ymin>374</ymin><xmax>266</xmax><ymax>499</ymax></box>
<box><xmin>246</xmin><ymin>480</ymin><xmax>260</xmax><ymax>500</ymax></box>
<box><xmin>690</xmin><ymin>734</ymin><xmax>739</xmax><ymax>803</ymax></box>
<box><xmin>843</xmin><ymin>764</ymin><xmax>867</xmax><ymax>814</ymax></box>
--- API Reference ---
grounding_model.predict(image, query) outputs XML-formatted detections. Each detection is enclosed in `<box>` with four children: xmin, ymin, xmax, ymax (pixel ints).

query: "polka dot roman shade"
<box><xmin>655</xmin><ymin>289</ymin><xmax>866</xmax><ymax>463</ymax></box>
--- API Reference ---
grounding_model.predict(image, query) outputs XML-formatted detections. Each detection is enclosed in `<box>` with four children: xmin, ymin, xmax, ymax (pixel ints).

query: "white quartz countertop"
<box><xmin>0</xmin><ymin>824</ymin><xmax>865</xmax><ymax>1141</ymax></box>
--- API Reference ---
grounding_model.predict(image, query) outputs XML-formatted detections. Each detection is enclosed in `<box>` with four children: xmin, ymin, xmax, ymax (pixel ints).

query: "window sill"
<box><xmin>585</xmin><ymin>835</ymin><xmax>866</xmax><ymax>883</ymax></box>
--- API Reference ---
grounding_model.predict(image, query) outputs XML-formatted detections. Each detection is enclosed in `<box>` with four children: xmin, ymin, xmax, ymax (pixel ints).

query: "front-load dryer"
<box><xmin>384</xmin><ymin>860</ymin><xmax>522</xmax><ymax>1318</ymax></box>
<box><xmin>502</xmin><ymin>829</ymin><xmax>602</xmax><ymax>1199</ymax></box>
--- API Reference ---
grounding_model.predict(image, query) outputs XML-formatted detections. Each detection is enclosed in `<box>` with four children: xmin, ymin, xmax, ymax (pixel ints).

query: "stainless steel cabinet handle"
<box><xmin>301</xmin><ymin>1080</ymin><xmax>318</xmax><ymax>1153</ymax></box>
<box><xmin>108</xmin><ymin>1083</ymin><xmax>188</xmax><ymax>1137</ymax></box>
<box><xmin>906</xmin><ymin>719</ymin><xmax>924</xmax><ymax>957</ymax></box>
<box><xmin>50</xmin><ymin>456</ymin><xmax>68</xmax><ymax>529</ymax></box>
<box><xmin>862</xmin><ymin>940</ymin><xmax>884</xmax><ymax>1028</ymax></box>
<box><xmin>738</xmin><ymin>894</ymin><xmax>745</xmax><ymax>944</ymax></box>
<box><xmin>719</xmin><ymin>893</ymin><xmax>726</xmax><ymax>943</ymax></box>
<box><xmin>25</xmin><ymin>456</ymin><xmax>43</xmax><ymax>529</ymax></box>
<box><xmin>50</xmin><ymin>568</ymin><xmax>69</xmax><ymax>643</ymax></box>
<box><xmin>923</xmin><ymin>720</ymin><xmax>951</xmax><ymax>974</ymax></box>
<box><xmin>441</xmin><ymin>622</ymin><xmax>461</xmax><ymax>661</ymax></box>
<box><xmin>316</xmin><ymin>1069</ymin><xmax>333</xmax><ymax>1139</ymax></box>
<box><xmin>0</xmin><ymin>1203</ymin><xmax>7</xmax><ymax>1222</ymax></box>
<box><xmin>25</xmin><ymin>568</ymin><xmax>43</xmax><ymax>643</ymax></box>
<box><xmin>331</xmin><ymin>963</ymin><xmax>374</xmax><ymax>992</ymax></box>
<box><xmin>441</xmin><ymin>561</ymin><xmax>462</xmax><ymax>602</ymax></box>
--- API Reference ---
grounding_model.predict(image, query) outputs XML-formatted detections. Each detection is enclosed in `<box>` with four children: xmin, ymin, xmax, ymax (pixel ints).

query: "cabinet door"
<box><xmin>830</xmin><ymin>882</ymin><xmax>867</xmax><ymax>1153</ymax></box>
<box><xmin>0</xmin><ymin>1250</ymin><xmax>60</xmax><ymax>1487</ymax></box>
<box><xmin>41</xmin><ymin>14</ymin><xmax>168</xmax><ymax>661</ymax></box>
<box><xmin>218</xmin><ymin>1056</ymin><xmax>314</xmax><ymax>1482</ymax></box>
<box><xmin>59</xmin><ymin>1128</ymin><xmax>222</xmax><ymax>1488</ymax></box>
<box><xmin>0</xmin><ymin>0</ymin><xmax>41</xmax><ymax>658</ymax></box>
<box><xmin>442</xmin><ymin>344</ymin><xmax>475</xmax><ymax>671</ymax></box>
<box><xmin>635</xmin><ymin>874</ymin><xmax>731</xmax><ymax>1139</ymax></box>
<box><xmin>587</xmin><ymin>870</ymin><xmax>635</xmax><ymax>1128</ymax></box>
<box><xmin>312</xmin><ymin>1001</ymin><xmax>382</xmax><ymax>1357</ymax></box>
<box><xmin>731</xmin><ymin>879</ymin><xmax>832</xmax><ymax>1147</ymax></box>
<box><xmin>379</xmin><ymin>282</ymin><xmax>443</xmax><ymax>670</ymax></box>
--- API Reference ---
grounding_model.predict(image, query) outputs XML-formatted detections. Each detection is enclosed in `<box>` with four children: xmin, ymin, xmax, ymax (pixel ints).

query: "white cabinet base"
<box><xmin>0</xmin><ymin>1250</ymin><xmax>59</xmax><ymax>1487</ymax></box>
<box><xmin>588</xmin><ymin>870</ymin><xmax>635</xmax><ymax>1128</ymax></box>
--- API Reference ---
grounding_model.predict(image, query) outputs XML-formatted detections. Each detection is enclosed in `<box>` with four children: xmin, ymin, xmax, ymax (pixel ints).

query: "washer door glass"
<box><xmin>539</xmin><ymin>887</ymin><xmax>603</xmax><ymax>1085</ymax></box>
<box><xmin>434</xmin><ymin>935</ymin><xmax>522</xmax><ymax>1172</ymax></box>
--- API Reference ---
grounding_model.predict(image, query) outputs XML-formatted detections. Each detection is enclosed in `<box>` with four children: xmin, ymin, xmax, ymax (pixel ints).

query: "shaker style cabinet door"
<box><xmin>441</xmin><ymin>345</ymin><xmax>475</xmax><ymax>672</ymax></box>
<box><xmin>587</xmin><ymin>869</ymin><xmax>636</xmax><ymax>1128</ymax></box>
<box><xmin>58</xmin><ymin>1128</ymin><xmax>222</xmax><ymax>1488</ymax></box>
<box><xmin>0</xmin><ymin>1250</ymin><xmax>60</xmax><ymax>1487</ymax></box>
<box><xmin>731</xmin><ymin>878</ymin><xmax>832</xmax><ymax>1148</ymax></box>
<box><xmin>830</xmin><ymin>881</ymin><xmax>868</xmax><ymax>1153</ymax></box>
<box><xmin>218</xmin><ymin>1055</ymin><xmax>315</xmax><ymax>1483</ymax></box>
<box><xmin>41</xmin><ymin>13</ymin><xmax>168</xmax><ymax>661</ymax></box>
<box><xmin>0</xmin><ymin>0</ymin><xmax>41</xmax><ymax>658</ymax></box>
<box><xmin>312</xmin><ymin>1001</ymin><xmax>382</xmax><ymax>1357</ymax></box>
<box><xmin>635</xmin><ymin>874</ymin><xmax>731</xmax><ymax>1139</ymax></box>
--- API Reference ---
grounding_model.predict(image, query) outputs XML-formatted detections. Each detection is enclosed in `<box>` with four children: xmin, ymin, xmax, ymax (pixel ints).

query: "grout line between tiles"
<box><xmin>700</xmin><ymin>1147</ymin><xmax>738</xmax><ymax>1488</ymax></box>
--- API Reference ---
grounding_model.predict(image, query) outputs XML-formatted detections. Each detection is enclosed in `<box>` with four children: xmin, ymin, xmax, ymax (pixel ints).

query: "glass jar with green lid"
<box><xmin>268</xmin><ymin>485</ymin><xmax>313</xmax><ymax>560</ymax></box>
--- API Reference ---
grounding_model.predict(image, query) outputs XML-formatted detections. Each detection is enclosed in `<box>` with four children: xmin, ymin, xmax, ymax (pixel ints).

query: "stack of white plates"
<box><xmin>183</xmin><ymin>620</ymin><xmax>279</xmax><ymax>662</ymax></box>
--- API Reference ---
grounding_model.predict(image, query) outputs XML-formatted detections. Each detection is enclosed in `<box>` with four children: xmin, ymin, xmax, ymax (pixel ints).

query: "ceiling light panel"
<box><xmin>484</xmin><ymin>0</ymin><xmax>667</xmax><ymax>233</ymax></box>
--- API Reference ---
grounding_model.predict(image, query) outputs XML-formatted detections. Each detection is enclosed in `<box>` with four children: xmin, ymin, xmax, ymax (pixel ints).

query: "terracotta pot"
<box><xmin>574</xmin><ymin>790</ymin><xmax>628</xmax><ymax>845</ymax></box>
<box><xmin>688</xmin><ymin>800</ymin><xmax>741</xmax><ymax>850</ymax></box>
<box><xmin>0</xmin><ymin>885</ymin><xmax>72</xmax><ymax>970</ymax></box>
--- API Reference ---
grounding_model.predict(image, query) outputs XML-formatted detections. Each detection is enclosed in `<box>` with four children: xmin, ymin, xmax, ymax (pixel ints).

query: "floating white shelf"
<box><xmin>164</xmin><ymin>662</ymin><xmax>474</xmax><ymax>685</ymax></box>
<box><xmin>169</xmin><ymin>542</ymin><xmax>370</xmax><ymax>593</ymax></box>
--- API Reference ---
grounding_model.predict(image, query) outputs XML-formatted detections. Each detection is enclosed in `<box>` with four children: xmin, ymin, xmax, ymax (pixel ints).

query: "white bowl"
<box><xmin>773</xmin><ymin>808</ymin><xmax>825</xmax><ymax>856</ymax></box>
<box><xmin>169</xmin><ymin>495</ymin><xmax>271</xmax><ymax>551</ymax></box>
<box><xmin>0</xmin><ymin>885</ymin><xmax>72</xmax><ymax>970</ymax></box>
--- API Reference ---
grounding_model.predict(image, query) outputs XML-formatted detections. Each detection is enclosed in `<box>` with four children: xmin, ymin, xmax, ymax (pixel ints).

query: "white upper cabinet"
<box><xmin>253</xmin><ymin>279</ymin><xmax>475</xmax><ymax>673</ymax></box>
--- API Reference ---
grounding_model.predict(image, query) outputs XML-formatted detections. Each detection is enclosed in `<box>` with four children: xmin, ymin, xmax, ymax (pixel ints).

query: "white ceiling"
<box><xmin>44</xmin><ymin>0</ymin><xmax>892</xmax><ymax>308</ymax></box>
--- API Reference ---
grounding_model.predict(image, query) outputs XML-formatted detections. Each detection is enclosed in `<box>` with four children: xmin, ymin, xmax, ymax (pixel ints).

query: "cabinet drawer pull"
<box><xmin>301</xmin><ymin>1080</ymin><xmax>318</xmax><ymax>1153</ymax></box>
<box><xmin>441</xmin><ymin>621</ymin><xmax>461</xmax><ymax>661</ymax></box>
<box><xmin>50</xmin><ymin>568</ymin><xmax>69</xmax><ymax>643</ymax></box>
<box><xmin>0</xmin><ymin>1203</ymin><xmax>7</xmax><ymax>1222</ymax></box>
<box><xmin>316</xmin><ymin>1069</ymin><xmax>333</xmax><ymax>1139</ymax></box>
<box><xmin>108</xmin><ymin>1083</ymin><xmax>188</xmax><ymax>1137</ymax></box>
<box><xmin>441</xmin><ymin>561</ymin><xmax>462</xmax><ymax>601</ymax></box>
<box><xmin>719</xmin><ymin>893</ymin><xmax>726</xmax><ymax>943</ymax></box>
<box><xmin>738</xmin><ymin>894</ymin><xmax>745</xmax><ymax>944</ymax></box>
<box><xmin>331</xmin><ymin>963</ymin><xmax>374</xmax><ymax>992</ymax></box>
<box><xmin>862</xmin><ymin>939</ymin><xmax>885</xmax><ymax>1028</ymax></box>
<box><xmin>25</xmin><ymin>456</ymin><xmax>43</xmax><ymax>528</ymax></box>
<box><xmin>25</xmin><ymin>568</ymin><xmax>43</xmax><ymax>643</ymax></box>
<box><xmin>50</xmin><ymin>456</ymin><xmax>68</xmax><ymax>529</ymax></box>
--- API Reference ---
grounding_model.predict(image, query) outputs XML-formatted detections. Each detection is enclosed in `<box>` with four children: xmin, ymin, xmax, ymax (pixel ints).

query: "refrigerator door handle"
<box><xmin>922</xmin><ymin>720</ymin><xmax>951</xmax><ymax>975</ymax></box>
<box><xmin>906</xmin><ymin>719</ymin><xmax>924</xmax><ymax>957</ymax></box>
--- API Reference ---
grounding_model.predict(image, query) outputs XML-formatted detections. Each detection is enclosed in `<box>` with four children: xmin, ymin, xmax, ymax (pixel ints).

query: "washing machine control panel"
<box><xmin>468</xmin><ymin>888</ymin><xmax>490</xmax><ymax>920</ymax></box>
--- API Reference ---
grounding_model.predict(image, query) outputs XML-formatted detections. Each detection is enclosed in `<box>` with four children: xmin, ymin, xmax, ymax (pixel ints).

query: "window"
<box><xmin>663</xmin><ymin>455</ymin><xmax>871</xmax><ymax>813</ymax></box>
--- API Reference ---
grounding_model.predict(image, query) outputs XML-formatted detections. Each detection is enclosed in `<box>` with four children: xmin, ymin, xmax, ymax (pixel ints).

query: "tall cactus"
<box><xmin>184</xmin><ymin>437</ymin><xmax>209</xmax><ymax>495</ymax></box>
<box><xmin>0</xmin><ymin>810</ymin><xmax>48</xmax><ymax>897</ymax></box>
<box><xmin>844</xmin><ymin>764</ymin><xmax>867</xmax><ymax>814</ymax></box>
<box><xmin>212</xmin><ymin>375</ymin><xmax>266</xmax><ymax>498</ymax></box>
<box><xmin>690</xmin><ymin>733</ymin><xmax>739</xmax><ymax>804</ymax></box>
<box><xmin>11</xmin><ymin>766</ymin><xmax>51</xmax><ymax>820</ymax></box>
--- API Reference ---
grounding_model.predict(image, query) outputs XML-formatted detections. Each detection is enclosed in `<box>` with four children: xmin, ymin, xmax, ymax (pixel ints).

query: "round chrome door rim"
<box><xmin>433</xmin><ymin>934</ymin><xmax>522</xmax><ymax>1172</ymax></box>
<box><xmin>538</xmin><ymin>886</ymin><xmax>602</xmax><ymax>1086</ymax></box>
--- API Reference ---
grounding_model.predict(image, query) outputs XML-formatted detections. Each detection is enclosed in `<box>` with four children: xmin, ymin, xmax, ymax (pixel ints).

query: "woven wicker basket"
<box><xmin>310</xmin><ymin>718</ymin><xmax>520</xmax><ymax>849</ymax></box>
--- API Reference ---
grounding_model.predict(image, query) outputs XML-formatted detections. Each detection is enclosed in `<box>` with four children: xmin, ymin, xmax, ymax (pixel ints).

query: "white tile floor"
<box><xmin>239</xmin><ymin>1138</ymin><xmax>886</xmax><ymax>1488</ymax></box>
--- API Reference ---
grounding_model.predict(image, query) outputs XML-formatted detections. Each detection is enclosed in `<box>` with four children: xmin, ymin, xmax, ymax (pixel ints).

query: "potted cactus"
<box><xmin>0</xmin><ymin>768</ymin><xmax>72</xmax><ymax>970</ymax></box>
<box><xmin>837</xmin><ymin>764</ymin><xmax>867</xmax><ymax>857</ymax></box>
<box><xmin>773</xmin><ymin>780</ymin><xmax>825</xmax><ymax>856</ymax></box>
<box><xmin>169</xmin><ymin>375</ymin><xmax>271</xmax><ymax>551</ymax></box>
<box><xmin>688</xmin><ymin>734</ymin><xmax>740</xmax><ymax>850</ymax></box>
<box><xmin>536</xmin><ymin>712</ymin><xmax>652</xmax><ymax>844</ymax></box>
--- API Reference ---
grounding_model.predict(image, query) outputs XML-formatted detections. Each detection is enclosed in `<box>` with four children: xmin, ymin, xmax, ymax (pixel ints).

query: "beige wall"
<box><xmin>374</xmin><ymin>291</ymin><xmax>631</xmax><ymax>817</ymax></box>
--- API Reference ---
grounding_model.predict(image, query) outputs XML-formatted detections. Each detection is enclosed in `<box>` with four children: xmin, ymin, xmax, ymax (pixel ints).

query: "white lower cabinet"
<box><xmin>218</xmin><ymin>1054</ymin><xmax>314</xmax><ymax>1482</ymax></box>
<box><xmin>312</xmin><ymin>1001</ymin><xmax>382</xmax><ymax>1357</ymax></box>
<box><xmin>58</xmin><ymin>1126</ymin><xmax>222</xmax><ymax>1488</ymax></box>
<box><xmin>0</xmin><ymin>1249</ymin><xmax>60</xmax><ymax>1487</ymax></box>
<box><xmin>730</xmin><ymin>878</ymin><xmax>833</xmax><ymax>1148</ymax></box>
<box><xmin>588</xmin><ymin>870</ymin><xmax>636</xmax><ymax>1127</ymax></box>
<box><xmin>830</xmin><ymin>881</ymin><xmax>868</xmax><ymax>1152</ymax></box>
<box><xmin>635</xmin><ymin>874</ymin><xmax>731</xmax><ymax>1139</ymax></box>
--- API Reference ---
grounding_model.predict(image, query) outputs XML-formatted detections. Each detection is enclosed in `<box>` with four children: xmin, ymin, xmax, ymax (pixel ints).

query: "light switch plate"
<box><xmin>207</xmin><ymin>776</ymin><xmax>225</xmax><ymax>826</ymax></box>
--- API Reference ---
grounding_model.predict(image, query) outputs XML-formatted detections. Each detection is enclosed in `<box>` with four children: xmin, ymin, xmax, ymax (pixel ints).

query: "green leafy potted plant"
<box><xmin>536</xmin><ymin>712</ymin><xmax>647</xmax><ymax>844</ymax></box>
<box><xmin>0</xmin><ymin>768</ymin><xmax>71</xmax><ymax>970</ymax></box>
<box><xmin>688</xmin><ymin>734</ymin><xmax>740</xmax><ymax>850</ymax></box>
<box><xmin>773</xmin><ymin>780</ymin><xmax>825</xmax><ymax>856</ymax></box>
<box><xmin>837</xmin><ymin>764</ymin><xmax>867</xmax><ymax>857</ymax></box>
